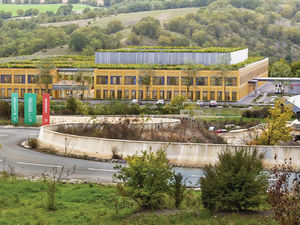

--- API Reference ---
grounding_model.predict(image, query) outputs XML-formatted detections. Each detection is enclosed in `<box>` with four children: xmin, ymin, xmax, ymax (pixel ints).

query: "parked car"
<box><xmin>156</xmin><ymin>99</ymin><xmax>165</xmax><ymax>105</ymax></box>
<box><xmin>215</xmin><ymin>129</ymin><xmax>227</xmax><ymax>133</ymax></box>
<box><xmin>208</xmin><ymin>126</ymin><xmax>215</xmax><ymax>132</ymax></box>
<box><xmin>183</xmin><ymin>99</ymin><xmax>192</xmax><ymax>105</ymax></box>
<box><xmin>209</xmin><ymin>100</ymin><xmax>218</xmax><ymax>107</ymax></box>
<box><xmin>130</xmin><ymin>99</ymin><xmax>142</xmax><ymax>105</ymax></box>
<box><xmin>196</xmin><ymin>100</ymin><xmax>204</xmax><ymax>107</ymax></box>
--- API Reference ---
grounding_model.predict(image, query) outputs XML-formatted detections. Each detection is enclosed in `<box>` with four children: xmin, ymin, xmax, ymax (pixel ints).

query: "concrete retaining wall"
<box><xmin>38</xmin><ymin>123</ymin><xmax>300</xmax><ymax>170</ymax></box>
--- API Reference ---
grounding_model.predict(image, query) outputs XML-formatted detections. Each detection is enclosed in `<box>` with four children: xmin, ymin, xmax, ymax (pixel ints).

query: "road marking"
<box><xmin>17</xmin><ymin>162</ymin><xmax>62</xmax><ymax>168</ymax></box>
<box><xmin>88</xmin><ymin>168</ymin><xmax>117</xmax><ymax>172</ymax></box>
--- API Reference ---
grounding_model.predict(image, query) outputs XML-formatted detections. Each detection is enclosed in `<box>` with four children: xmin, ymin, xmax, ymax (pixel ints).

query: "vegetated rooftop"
<box><xmin>0</xmin><ymin>55</ymin><xmax>264</xmax><ymax>70</ymax></box>
<box><xmin>96</xmin><ymin>46</ymin><xmax>246</xmax><ymax>53</ymax></box>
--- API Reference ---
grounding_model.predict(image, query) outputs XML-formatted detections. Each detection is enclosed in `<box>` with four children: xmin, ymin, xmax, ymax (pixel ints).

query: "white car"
<box><xmin>156</xmin><ymin>99</ymin><xmax>165</xmax><ymax>105</ymax></box>
<box><xmin>196</xmin><ymin>100</ymin><xmax>204</xmax><ymax>107</ymax></box>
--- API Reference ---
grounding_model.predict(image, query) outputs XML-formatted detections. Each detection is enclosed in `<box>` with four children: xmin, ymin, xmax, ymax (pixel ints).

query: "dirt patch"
<box><xmin>155</xmin><ymin>12</ymin><xmax>171</xmax><ymax>24</ymax></box>
<box><xmin>212</xmin><ymin>210</ymin><xmax>272</xmax><ymax>218</ymax></box>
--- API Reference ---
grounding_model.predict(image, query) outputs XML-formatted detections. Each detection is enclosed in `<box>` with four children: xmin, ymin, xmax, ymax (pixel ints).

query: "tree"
<box><xmin>16</xmin><ymin>9</ymin><xmax>25</xmax><ymax>17</ymax></box>
<box><xmin>181</xmin><ymin>59</ymin><xmax>200</xmax><ymax>100</ymax></box>
<box><xmin>200</xmin><ymin>147</ymin><xmax>268</xmax><ymax>212</ymax></box>
<box><xmin>74</xmin><ymin>64</ymin><xmax>93</xmax><ymax>102</ymax></box>
<box><xmin>105</xmin><ymin>20</ymin><xmax>123</xmax><ymax>34</ymax></box>
<box><xmin>69</xmin><ymin>32</ymin><xmax>90</xmax><ymax>51</ymax></box>
<box><xmin>210</xmin><ymin>54</ymin><xmax>233</xmax><ymax>104</ymax></box>
<box><xmin>138</xmin><ymin>63</ymin><xmax>156</xmax><ymax>101</ymax></box>
<box><xmin>270</xmin><ymin>59</ymin><xmax>292</xmax><ymax>77</ymax></box>
<box><xmin>34</xmin><ymin>58</ymin><xmax>56</xmax><ymax>94</ymax></box>
<box><xmin>257</xmin><ymin>99</ymin><xmax>293</xmax><ymax>145</ymax></box>
<box><xmin>113</xmin><ymin>147</ymin><xmax>173</xmax><ymax>210</ymax></box>
<box><xmin>65</xmin><ymin>97</ymin><xmax>78</xmax><ymax>114</ymax></box>
<box><xmin>132</xmin><ymin>17</ymin><xmax>160</xmax><ymax>37</ymax></box>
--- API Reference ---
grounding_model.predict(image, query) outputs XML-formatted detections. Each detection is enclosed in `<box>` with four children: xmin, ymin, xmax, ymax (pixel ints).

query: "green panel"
<box><xmin>24</xmin><ymin>93</ymin><xmax>37</xmax><ymax>125</ymax></box>
<box><xmin>11</xmin><ymin>93</ymin><xmax>18</xmax><ymax>124</ymax></box>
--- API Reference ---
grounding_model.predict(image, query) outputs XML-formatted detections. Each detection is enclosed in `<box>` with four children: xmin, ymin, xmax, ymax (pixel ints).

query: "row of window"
<box><xmin>0</xmin><ymin>75</ymin><xmax>46</xmax><ymax>84</ymax></box>
<box><xmin>95</xmin><ymin>90</ymin><xmax>237</xmax><ymax>101</ymax></box>
<box><xmin>96</xmin><ymin>76</ymin><xmax>237</xmax><ymax>86</ymax></box>
<box><xmin>0</xmin><ymin>88</ymin><xmax>49</xmax><ymax>98</ymax></box>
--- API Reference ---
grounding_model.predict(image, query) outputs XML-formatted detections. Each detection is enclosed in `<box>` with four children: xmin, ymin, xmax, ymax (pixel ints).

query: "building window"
<box><xmin>152</xmin><ymin>91</ymin><xmax>157</xmax><ymax>99</ymax></box>
<box><xmin>14</xmin><ymin>88</ymin><xmax>19</xmax><ymax>94</ymax></box>
<box><xmin>203</xmin><ymin>91</ymin><xmax>207</xmax><ymax>101</ymax></box>
<box><xmin>1</xmin><ymin>88</ymin><xmax>5</xmax><ymax>97</ymax></box>
<box><xmin>167</xmin><ymin>77</ymin><xmax>179</xmax><ymax>85</ymax></box>
<box><xmin>21</xmin><ymin>89</ymin><xmax>25</xmax><ymax>97</ymax></box>
<box><xmin>1</xmin><ymin>75</ymin><xmax>11</xmax><ymax>83</ymax></box>
<box><xmin>232</xmin><ymin>92</ymin><xmax>237</xmax><ymax>101</ymax></box>
<box><xmin>124</xmin><ymin>76</ymin><xmax>136</xmax><ymax>85</ymax></box>
<box><xmin>97</xmin><ymin>76</ymin><xmax>108</xmax><ymax>84</ymax></box>
<box><xmin>167</xmin><ymin>91</ymin><xmax>171</xmax><ymax>99</ymax></box>
<box><xmin>41</xmin><ymin>89</ymin><xmax>46</xmax><ymax>95</ymax></box>
<box><xmin>7</xmin><ymin>89</ymin><xmax>12</xmax><ymax>98</ymax></box>
<box><xmin>28</xmin><ymin>89</ymin><xmax>32</xmax><ymax>93</ymax></box>
<box><xmin>153</xmin><ymin>77</ymin><xmax>164</xmax><ymax>85</ymax></box>
<box><xmin>226</xmin><ymin>77</ymin><xmax>237</xmax><ymax>86</ymax></box>
<box><xmin>96</xmin><ymin>90</ymin><xmax>101</xmax><ymax>98</ymax></box>
<box><xmin>117</xmin><ymin>90</ymin><xmax>122</xmax><ymax>99</ymax></box>
<box><xmin>124</xmin><ymin>90</ymin><xmax>129</xmax><ymax>99</ymax></box>
<box><xmin>196</xmin><ymin>91</ymin><xmax>200</xmax><ymax>100</ymax></box>
<box><xmin>14</xmin><ymin>75</ymin><xmax>25</xmax><ymax>83</ymax></box>
<box><xmin>174</xmin><ymin>91</ymin><xmax>179</xmax><ymax>97</ymax></box>
<box><xmin>103</xmin><ymin>90</ymin><xmax>108</xmax><ymax>98</ymax></box>
<box><xmin>225</xmin><ymin>91</ymin><xmax>229</xmax><ymax>101</ymax></box>
<box><xmin>210</xmin><ymin>91</ymin><xmax>215</xmax><ymax>100</ymax></box>
<box><xmin>131</xmin><ymin>90</ymin><xmax>136</xmax><ymax>99</ymax></box>
<box><xmin>34</xmin><ymin>89</ymin><xmax>39</xmax><ymax>95</ymax></box>
<box><xmin>181</xmin><ymin>91</ymin><xmax>186</xmax><ymax>97</ymax></box>
<box><xmin>145</xmin><ymin>90</ymin><xmax>150</xmax><ymax>99</ymax></box>
<box><xmin>28</xmin><ymin>75</ymin><xmax>36</xmax><ymax>84</ymax></box>
<box><xmin>111</xmin><ymin>76</ymin><xmax>122</xmax><ymax>85</ymax></box>
<box><xmin>217</xmin><ymin>91</ymin><xmax>222</xmax><ymax>100</ymax></box>
<box><xmin>138</xmin><ymin>90</ymin><xmax>143</xmax><ymax>99</ymax></box>
<box><xmin>160</xmin><ymin>91</ymin><xmax>164</xmax><ymax>99</ymax></box>
<box><xmin>196</xmin><ymin>77</ymin><xmax>207</xmax><ymax>86</ymax></box>
<box><xmin>188</xmin><ymin>91</ymin><xmax>193</xmax><ymax>99</ymax></box>
<box><xmin>110</xmin><ymin>90</ymin><xmax>115</xmax><ymax>98</ymax></box>
<box><xmin>210</xmin><ymin>77</ymin><xmax>222</xmax><ymax>86</ymax></box>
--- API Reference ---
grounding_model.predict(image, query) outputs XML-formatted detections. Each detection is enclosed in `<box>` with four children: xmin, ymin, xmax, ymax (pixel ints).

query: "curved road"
<box><xmin>0</xmin><ymin>128</ymin><xmax>203</xmax><ymax>185</ymax></box>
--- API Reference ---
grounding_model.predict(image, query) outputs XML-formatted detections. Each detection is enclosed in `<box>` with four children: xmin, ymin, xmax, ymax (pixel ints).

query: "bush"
<box><xmin>28</xmin><ymin>138</ymin><xmax>38</xmax><ymax>149</ymax></box>
<box><xmin>0</xmin><ymin>100</ymin><xmax>10</xmax><ymax>119</ymax></box>
<box><xmin>113</xmin><ymin>147</ymin><xmax>173</xmax><ymax>210</ymax></box>
<box><xmin>54</xmin><ymin>109</ymin><xmax>73</xmax><ymax>115</ymax></box>
<box><xmin>65</xmin><ymin>97</ymin><xmax>77</xmax><ymax>114</ymax></box>
<box><xmin>242</xmin><ymin>107</ymin><xmax>270</xmax><ymax>118</ymax></box>
<box><xmin>200</xmin><ymin>147</ymin><xmax>268</xmax><ymax>212</ymax></box>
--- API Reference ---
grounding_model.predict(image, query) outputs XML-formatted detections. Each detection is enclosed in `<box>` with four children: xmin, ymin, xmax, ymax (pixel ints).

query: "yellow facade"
<box><xmin>0</xmin><ymin>59</ymin><xmax>268</xmax><ymax>101</ymax></box>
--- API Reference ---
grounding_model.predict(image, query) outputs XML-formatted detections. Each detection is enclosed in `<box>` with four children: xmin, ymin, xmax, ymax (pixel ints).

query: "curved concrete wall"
<box><xmin>38</xmin><ymin>123</ymin><xmax>300</xmax><ymax>170</ymax></box>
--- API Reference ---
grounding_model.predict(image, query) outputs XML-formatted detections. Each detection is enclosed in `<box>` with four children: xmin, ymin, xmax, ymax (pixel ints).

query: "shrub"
<box><xmin>54</xmin><ymin>109</ymin><xmax>73</xmax><ymax>115</ymax></box>
<box><xmin>113</xmin><ymin>147</ymin><xmax>173</xmax><ymax>210</ymax></box>
<box><xmin>65</xmin><ymin>97</ymin><xmax>78</xmax><ymax>114</ymax></box>
<box><xmin>28</xmin><ymin>138</ymin><xmax>38</xmax><ymax>149</ymax></box>
<box><xmin>0</xmin><ymin>100</ymin><xmax>11</xmax><ymax>119</ymax></box>
<box><xmin>172</xmin><ymin>172</ymin><xmax>186</xmax><ymax>208</ymax></box>
<box><xmin>200</xmin><ymin>147</ymin><xmax>268</xmax><ymax>212</ymax></box>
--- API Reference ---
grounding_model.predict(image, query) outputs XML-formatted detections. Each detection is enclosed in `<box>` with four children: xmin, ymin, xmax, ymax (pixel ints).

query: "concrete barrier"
<box><xmin>38</xmin><ymin>123</ymin><xmax>300</xmax><ymax>170</ymax></box>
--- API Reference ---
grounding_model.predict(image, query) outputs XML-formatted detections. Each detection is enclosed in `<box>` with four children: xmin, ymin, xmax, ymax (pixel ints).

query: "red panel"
<box><xmin>42</xmin><ymin>94</ymin><xmax>50</xmax><ymax>126</ymax></box>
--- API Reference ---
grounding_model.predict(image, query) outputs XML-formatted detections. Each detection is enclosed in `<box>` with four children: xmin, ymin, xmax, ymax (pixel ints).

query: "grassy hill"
<box><xmin>0</xmin><ymin>3</ymin><xmax>95</xmax><ymax>16</ymax></box>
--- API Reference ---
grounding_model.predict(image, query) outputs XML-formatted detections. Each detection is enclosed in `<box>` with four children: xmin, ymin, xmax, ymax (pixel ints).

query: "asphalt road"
<box><xmin>0</xmin><ymin>128</ymin><xmax>203</xmax><ymax>185</ymax></box>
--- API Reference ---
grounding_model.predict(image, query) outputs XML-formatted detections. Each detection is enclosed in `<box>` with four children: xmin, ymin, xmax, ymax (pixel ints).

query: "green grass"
<box><xmin>1</xmin><ymin>3</ymin><xmax>96</xmax><ymax>17</ymax></box>
<box><xmin>33</xmin><ymin>44</ymin><xmax>81</xmax><ymax>56</ymax></box>
<box><xmin>0</xmin><ymin>178</ymin><xmax>277</xmax><ymax>225</ymax></box>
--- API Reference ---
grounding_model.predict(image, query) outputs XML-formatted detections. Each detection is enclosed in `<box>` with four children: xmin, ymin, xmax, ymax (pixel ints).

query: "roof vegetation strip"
<box><xmin>96</xmin><ymin>46</ymin><xmax>246</xmax><ymax>53</ymax></box>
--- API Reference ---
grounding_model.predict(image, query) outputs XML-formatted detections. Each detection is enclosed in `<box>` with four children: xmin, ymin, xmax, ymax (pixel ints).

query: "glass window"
<box><xmin>41</xmin><ymin>89</ymin><xmax>46</xmax><ymax>95</ymax></box>
<box><xmin>174</xmin><ymin>91</ymin><xmax>179</xmax><ymax>97</ymax></box>
<box><xmin>226</xmin><ymin>77</ymin><xmax>237</xmax><ymax>86</ymax></box>
<box><xmin>97</xmin><ymin>76</ymin><xmax>108</xmax><ymax>84</ymax></box>
<box><xmin>167</xmin><ymin>91</ymin><xmax>171</xmax><ymax>99</ymax></box>
<box><xmin>153</xmin><ymin>77</ymin><xmax>164</xmax><ymax>85</ymax></box>
<box><xmin>203</xmin><ymin>91</ymin><xmax>207</xmax><ymax>101</ymax></box>
<box><xmin>196</xmin><ymin>91</ymin><xmax>200</xmax><ymax>100</ymax></box>
<box><xmin>217</xmin><ymin>91</ymin><xmax>222</xmax><ymax>100</ymax></box>
<box><xmin>117</xmin><ymin>90</ymin><xmax>122</xmax><ymax>99</ymax></box>
<box><xmin>138</xmin><ymin>90</ymin><xmax>143</xmax><ymax>99</ymax></box>
<box><xmin>210</xmin><ymin>91</ymin><xmax>215</xmax><ymax>100</ymax></box>
<box><xmin>181</xmin><ymin>77</ymin><xmax>193</xmax><ymax>86</ymax></box>
<box><xmin>1</xmin><ymin>75</ymin><xmax>11</xmax><ymax>83</ymax></box>
<box><xmin>7</xmin><ymin>89</ymin><xmax>12</xmax><ymax>98</ymax></box>
<box><xmin>232</xmin><ymin>92</ymin><xmax>237</xmax><ymax>101</ymax></box>
<box><xmin>103</xmin><ymin>90</ymin><xmax>108</xmax><ymax>99</ymax></box>
<box><xmin>110</xmin><ymin>90</ymin><xmax>115</xmax><ymax>98</ymax></box>
<box><xmin>34</xmin><ymin>89</ymin><xmax>39</xmax><ymax>95</ymax></box>
<box><xmin>96</xmin><ymin>90</ymin><xmax>101</xmax><ymax>98</ymax></box>
<box><xmin>131</xmin><ymin>90</ymin><xmax>136</xmax><ymax>99</ymax></box>
<box><xmin>167</xmin><ymin>77</ymin><xmax>179</xmax><ymax>85</ymax></box>
<box><xmin>28</xmin><ymin>75</ymin><xmax>36</xmax><ymax>84</ymax></box>
<box><xmin>188</xmin><ymin>91</ymin><xmax>193</xmax><ymax>99</ymax></box>
<box><xmin>28</xmin><ymin>89</ymin><xmax>32</xmax><ymax>93</ymax></box>
<box><xmin>210</xmin><ymin>77</ymin><xmax>222</xmax><ymax>86</ymax></box>
<box><xmin>124</xmin><ymin>90</ymin><xmax>129</xmax><ymax>99</ymax></box>
<box><xmin>14</xmin><ymin>75</ymin><xmax>25</xmax><ymax>83</ymax></box>
<box><xmin>160</xmin><ymin>91</ymin><xmax>164</xmax><ymax>99</ymax></box>
<box><xmin>145</xmin><ymin>90</ymin><xmax>150</xmax><ymax>99</ymax></box>
<box><xmin>124</xmin><ymin>76</ymin><xmax>136</xmax><ymax>85</ymax></box>
<box><xmin>21</xmin><ymin>89</ymin><xmax>25</xmax><ymax>97</ymax></box>
<box><xmin>225</xmin><ymin>91</ymin><xmax>229</xmax><ymax>101</ymax></box>
<box><xmin>1</xmin><ymin>88</ymin><xmax>5</xmax><ymax>97</ymax></box>
<box><xmin>152</xmin><ymin>91</ymin><xmax>157</xmax><ymax>99</ymax></box>
<box><xmin>111</xmin><ymin>76</ymin><xmax>122</xmax><ymax>85</ymax></box>
<box><xmin>196</xmin><ymin>77</ymin><xmax>207</xmax><ymax>86</ymax></box>
<box><xmin>181</xmin><ymin>91</ymin><xmax>186</xmax><ymax>97</ymax></box>
<box><xmin>14</xmin><ymin>88</ymin><xmax>19</xmax><ymax>94</ymax></box>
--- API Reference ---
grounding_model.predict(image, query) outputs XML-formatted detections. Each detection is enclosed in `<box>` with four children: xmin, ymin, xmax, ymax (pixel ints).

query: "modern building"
<box><xmin>0</xmin><ymin>47</ymin><xmax>268</xmax><ymax>101</ymax></box>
